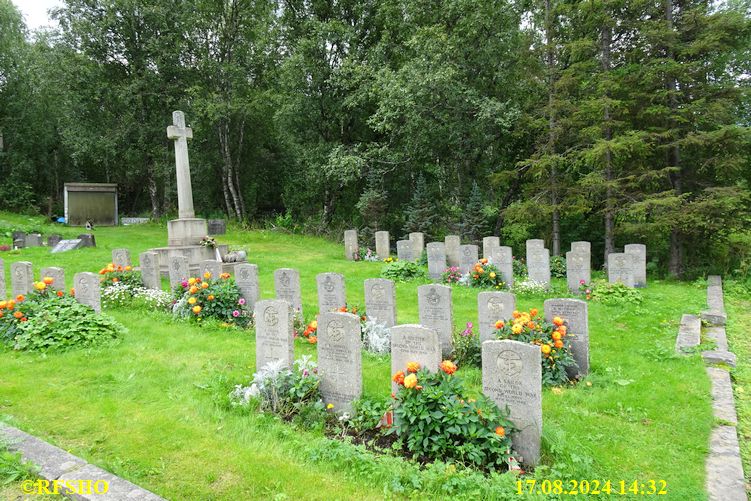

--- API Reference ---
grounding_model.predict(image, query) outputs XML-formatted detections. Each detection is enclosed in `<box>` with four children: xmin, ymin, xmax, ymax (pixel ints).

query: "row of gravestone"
<box><xmin>0</xmin><ymin>258</ymin><xmax>101</xmax><ymax>312</ymax></box>
<box><xmin>253</xmin><ymin>304</ymin><xmax>553</xmax><ymax>466</ymax></box>
<box><xmin>10</xmin><ymin>231</ymin><xmax>96</xmax><ymax>252</ymax></box>
<box><xmin>345</xmin><ymin>231</ymin><xmax>647</xmax><ymax>289</ymax></box>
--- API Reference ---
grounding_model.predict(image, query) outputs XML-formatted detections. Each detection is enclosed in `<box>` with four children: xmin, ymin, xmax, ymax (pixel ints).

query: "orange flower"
<box><xmin>481</xmin><ymin>258</ymin><xmax>488</xmax><ymax>265</ymax></box>
<box><xmin>201</xmin><ymin>282</ymin><xmax>209</xmax><ymax>290</ymax></box>
<box><xmin>440</xmin><ymin>360</ymin><xmax>458</xmax><ymax>375</ymax></box>
<box><xmin>99</xmin><ymin>269</ymin><xmax>107</xmax><ymax>275</ymax></box>
<box><xmin>0</xmin><ymin>312</ymin><xmax>3</xmax><ymax>319</ymax></box>
<box><xmin>220</xmin><ymin>272</ymin><xmax>231</xmax><ymax>279</ymax></box>
<box><xmin>495</xmin><ymin>320</ymin><xmax>505</xmax><ymax>329</ymax></box>
<box><xmin>512</xmin><ymin>310</ymin><xmax>521</xmax><ymax>319</ymax></box>
<box><xmin>207</xmin><ymin>295</ymin><xmax>215</xmax><ymax>301</ymax></box>
<box><xmin>13</xmin><ymin>311</ymin><xmax>23</xmax><ymax>319</ymax></box>
<box><xmin>530</xmin><ymin>308</ymin><xmax>539</xmax><ymax>317</ymax></box>
<box><xmin>189</xmin><ymin>286</ymin><xmax>199</xmax><ymax>294</ymax></box>
<box><xmin>308</xmin><ymin>336</ymin><xmax>317</xmax><ymax>344</ymax></box>
<box><xmin>112</xmin><ymin>277</ymin><xmax>119</xmax><ymax>283</ymax></box>
<box><xmin>415</xmin><ymin>385</ymin><xmax>423</xmax><ymax>390</ymax></box>
<box><xmin>392</xmin><ymin>371</ymin><xmax>405</xmax><ymax>385</ymax></box>
<box><xmin>56</xmin><ymin>291</ymin><xmax>64</xmax><ymax>297</ymax></box>
<box><xmin>541</xmin><ymin>344</ymin><xmax>552</xmax><ymax>355</ymax></box>
<box><xmin>553</xmin><ymin>316</ymin><xmax>564</xmax><ymax>326</ymax></box>
<box><xmin>495</xmin><ymin>426</ymin><xmax>505</xmax><ymax>437</ymax></box>
<box><xmin>192</xmin><ymin>305</ymin><xmax>202</xmax><ymax>314</ymax></box>
<box><xmin>43</xmin><ymin>276</ymin><xmax>54</xmax><ymax>285</ymax></box>
<box><xmin>552</xmin><ymin>332</ymin><xmax>562</xmax><ymax>341</ymax></box>
<box><xmin>554</xmin><ymin>340</ymin><xmax>564</xmax><ymax>349</ymax></box>
<box><xmin>338</xmin><ymin>306</ymin><xmax>347</xmax><ymax>312</ymax></box>
<box><xmin>310</xmin><ymin>320</ymin><xmax>318</xmax><ymax>330</ymax></box>
<box><xmin>526</xmin><ymin>321</ymin><xmax>535</xmax><ymax>329</ymax></box>
<box><xmin>125</xmin><ymin>266</ymin><xmax>132</xmax><ymax>271</ymax></box>
<box><xmin>558</xmin><ymin>325</ymin><xmax>567</xmax><ymax>334</ymax></box>
<box><xmin>406</xmin><ymin>361</ymin><xmax>421</xmax><ymax>373</ymax></box>
<box><xmin>20</xmin><ymin>317</ymin><xmax>27</xmax><ymax>322</ymax></box>
<box><xmin>403</xmin><ymin>374</ymin><xmax>418</xmax><ymax>389</ymax></box>
<box><xmin>16</xmin><ymin>295</ymin><xmax>25</xmax><ymax>302</ymax></box>
<box><xmin>7</xmin><ymin>300</ymin><xmax>15</xmax><ymax>309</ymax></box>
<box><xmin>0</xmin><ymin>301</ymin><xmax>6</xmax><ymax>309</ymax></box>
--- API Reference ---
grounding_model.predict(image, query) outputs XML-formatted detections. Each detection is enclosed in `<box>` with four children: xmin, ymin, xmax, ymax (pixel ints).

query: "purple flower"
<box><xmin>181</xmin><ymin>281</ymin><xmax>188</xmax><ymax>288</ymax></box>
<box><xmin>232</xmin><ymin>310</ymin><xmax>240</xmax><ymax>317</ymax></box>
<box><xmin>238</xmin><ymin>298</ymin><xmax>246</xmax><ymax>305</ymax></box>
<box><xmin>303</xmin><ymin>369</ymin><xmax>309</xmax><ymax>377</ymax></box>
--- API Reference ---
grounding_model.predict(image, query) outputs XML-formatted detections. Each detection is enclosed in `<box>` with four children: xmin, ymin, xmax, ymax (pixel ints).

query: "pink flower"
<box><xmin>238</xmin><ymin>298</ymin><xmax>246</xmax><ymax>305</ymax></box>
<box><xmin>232</xmin><ymin>310</ymin><xmax>240</xmax><ymax>317</ymax></box>
<box><xmin>181</xmin><ymin>281</ymin><xmax>188</xmax><ymax>288</ymax></box>
<box><xmin>585</xmin><ymin>289</ymin><xmax>591</xmax><ymax>294</ymax></box>
<box><xmin>579</xmin><ymin>279</ymin><xmax>585</xmax><ymax>284</ymax></box>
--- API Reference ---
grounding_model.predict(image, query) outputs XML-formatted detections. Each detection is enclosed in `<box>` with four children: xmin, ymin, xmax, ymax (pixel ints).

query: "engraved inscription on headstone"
<box><xmin>483</xmin><ymin>236</ymin><xmax>500</xmax><ymax>260</ymax></box>
<box><xmin>478</xmin><ymin>292</ymin><xmax>516</xmax><ymax>343</ymax></box>
<box><xmin>274</xmin><ymin>268</ymin><xmax>303</xmax><ymax>316</ymax></box>
<box><xmin>408</xmin><ymin>232</ymin><xmax>425</xmax><ymax>260</ymax></box>
<box><xmin>317</xmin><ymin>312</ymin><xmax>362</xmax><ymax>412</ymax></box>
<box><xmin>254</xmin><ymin>299</ymin><xmax>294</xmax><ymax>370</ymax></box>
<box><xmin>74</xmin><ymin>272</ymin><xmax>101</xmax><ymax>313</ymax></box>
<box><xmin>317</xmin><ymin>272</ymin><xmax>346</xmax><ymax>313</ymax></box>
<box><xmin>544</xmin><ymin>298</ymin><xmax>588</xmax><ymax>377</ymax></box>
<box><xmin>199</xmin><ymin>260</ymin><xmax>222</xmax><ymax>280</ymax></box>
<box><xmin>364</xmin><ymin>278</ymin><xmax>396</xmax><ymax>327</ymax></box>
<box><xmin>493</xmin><ymin>246</ymin><xmax>514</xmax><ymax>287</ymax></box>
<box><xmin>482</xmin><ymin>340</ymin><xmax>542</xmax><ymax>466</ymax></box>
<box><xmin>11</xmin><ymin>261</ymin><xmax>33</xmax><ymax>297</ymax></box>
<box><xmin>51</xmin><ymin>239</ymin><xmax>83</xmax><ymax>254</ymax></box>
<box><xmin>525</xmin><ymin>239</ymin><xmax>545</xmax><ymax>255</ymax></box>
<box><xmin>0</xmin><ymin>258</ymin><xmax>5</xmax><ymax>299</ymax></box>
<box><xmin>139</xmin><ymin>252</ymin><xmax>161</xmax><ymax>290</ymax></box>
<box><xmin>426</xmin><ymin>242</ymin><xmax>446</xmax><ymax>280</ymax></box>
<box><xmin>527</xmin><ymin>248</ymin><xmax>551</xmax><ymax>287</ymax></box>
<box><xmin>608</xmin><ymin>253</ymin><xmax>635</xmax><ymax>287</ymax></box>
<box><xmin>235</xmin><ymin>263</ymin><xmax>260</xmax><ymax>310</ymax></box>
<box><xmin>396</xmin><ymin>240</ymin><xmax>414</xmax><ymax>262</ymax></box>
<box><xmin>390</xmin><ymin>325</ymin><xmax>441</xmax><ymax>392</ymax></box>
<box><xmin>112</xmin><ymin>248</ymin><xmax>131</xmax><ymax>269</ymax></box>
<box><xmin>459</xmin><ymin>245</ymin><xmax>479</xmax><ymax>275</ymax></box>
<box><xmin>417</xmin><ymin>284</ymin><xmax>454</xmax><ymax>357</ymax></box>
<box><xmin>570</xmin><ymin>241</ymin><xmax>591</xmax><ymax>255</ymax></box>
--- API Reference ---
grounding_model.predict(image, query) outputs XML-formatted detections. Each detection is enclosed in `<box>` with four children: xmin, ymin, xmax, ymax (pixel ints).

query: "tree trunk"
<box><xmin>602</xmin><ymin>25</ymin><xmax>615</xmax><ymax>265</ymax></box>
<box><xmin>545</xmin><ymin>0</ymin><xmax>560</xmax><ymax>256</ymax></box>
<box><xmin>665</xmin><ymin>0</ymin><xmax>683</xmax><ymax>277</ymax></box>
<box><xmin>148</xmin><ymin>166</ymin><xmax>160</xmax><ymax>219</ymax></box>
<box><xmin>218</xmin><ymin>119</ymin><xmax>243</xmax><ymax>220</ymax></box>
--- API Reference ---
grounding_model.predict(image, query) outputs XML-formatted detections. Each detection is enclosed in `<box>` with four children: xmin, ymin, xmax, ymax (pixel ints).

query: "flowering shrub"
<box><xmin>550</xmin><ymin>255</ymin><xmax>567</xmax><ymax>278</ymax></box>
<box><xmin>356</xmin><ymin>248</ymin><xmax>379</xmax><ymax>262</ymax></box>
<box><xmin>469</xmin><ymin>259</ymin><xmax>505</xmax><ymax>289</ymax></box>
<box><xmin>172</xmin><ymin>272</ymin><xmax>251</xmax><ymax>326</ymax></box>
<box><xmin>495</xmin><ymin>308</ymin><xmax>576</xmax><ymax>386</ymax></box>
<box><xmin>231</xmin><ymin>356</ymin><xmax>323</xmax><ymax>419</ymax></box>
<box><xmin>584</xmin><ymin>279</ymin><xmax>643</xmax><ymax>305</ymax></box>
<box><xmin>0</xmin><ymin>245</ymin><xmax>10</xmax><ymax>252</ymax></box>
<box><xmin>383</xmin><ymin>256</ymin><xmax>397</xmax><ymax>263</ymax></box>
<box><xmin>101</xmin><ymin>281</ymin><xmax>172</xmax><ymax>310</ymax></box>
<box><xmin>452</xmin><ymin>322</ymin><xmax>481</xmax><ymax>367</ymax></box>
<box><xmin>513</xmin><ymin>256</ymin><xmax>527</xmax><ymax>277</ymax></box>
<box><xmin>299</xmin><ymin>318</ymin><xmax>318</xmax><ymax>344</ymax></box>
<box><xmin>511</xmin><ymin>279</ymin><xmax>548</xmax><ymax>295</ymax></box>
<box><xmin>0</xmin><ymin>279</ymin><xmax>123</xmax><ymax>352</ymax></box>
<box><xmin>381</xmin><ymin>260</ymin><xmax>427</xmax><ymax>282</ymax></box>
<box><xmin>200</xmin><ymin>236</ymin><xmax>217</xmax><ymax>248</ymax></box>
<box><xmin>362</xmin><ymin>317</ymin><xmax>391</xmax><ymax>354</ymax></box>
<box><xmin>442</xmin><ymin>266</ymin><xmax>464</xmax><ymax>284</ymax></box>
<box><xmin>391</xmin><ymin>361</ymin><xmax>516</xmax><ymax>469</ymax></box>
<box><xmin>98</xmin><ymin>262</ymin><xmax>141</xmax><ymax>288</ymax></box>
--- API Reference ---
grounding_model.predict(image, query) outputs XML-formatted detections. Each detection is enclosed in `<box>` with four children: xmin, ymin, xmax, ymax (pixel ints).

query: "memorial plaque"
<box><xmin>544</xmin><ymin>298</ymin><xmax>589</xmax><ymax>377</ymax></box>
<box><xmin>139</xmin><ymin>252</ymin><xmax>161</xmax><ymax>290</ymax></box>
<box><xmin>317</xmin><ymin>272</ymin><xmax>346</xmax><ymax>313</ymax></box>
<box><xmin>317</xmin><ymin>312</ymin><xmax>362</xmax><ymax>413</ymax></box>
<box><xmin>608</xmin><ymin>253</ymin><xmax>635</xmax><ymax>287</ymax></box>
<box><xmin>482</xmin><ymin>340</ymin><xmax>542</xmax><ymax>466</ymax></box>
<box><xmin>364</xmin><ymin>278</ymin><xmax>396</xmax><ymax>327</ymax></box>
<box><xmin>445</xmin><ymin>235</ymin><xmax>461</xmax><ymax>267</ymax></box>
<box><xmin>566</xmin><ymin>251</ymin><xmax>590</xmax><ymax>292</ymax></box>
<box><xmin>274</xmin><ymin>268</ymin><xmax>303</xmax><ymax>316</ymax></box>
<box><xmin>426</xmin><ymin>242</ymin><xmax>446</xmax><ymax>280</ymax></box>
<box><xmin>207</xmin><ymin>219</ymin><xmax>227</xmax><ymax>235</ymax></box>
<box><xmin>11</xmin><ymin>261</ymin><xmax>33</xmax><ymax>297</ymax></box>
<box><xmin>344</xmin><ymin>230</ymin><xmax>359</xmax><ymax>261</ymax></box>
<box><xmin>235</xmin><ymin>263</ymin><xmax>260</xmax><ymax>310</ymax></box>
<box><xmin>624</xmin><ymin>244</ymin><xmax>647</xmax><ymax>288</ymax></box>
<box><xmin>375</xmin><ymin>231</ymin><xmax>390</xmax><ymax>259</ymax></box>
<box><xmin>74</xmin><ymin>272</ymin><xmax>101</xmax><ymax>313</ymax></box>
<box><xmin>254</xmin><ymin>299</ymin><xmax>294</xmax><ymax>370</ymax></box>
<box><xmin>40</xmin><ymin>267</ymin><xmax>65</xmax><ymax>291</ymax></box>
<box><xmin>417</xmin><ymin>284</ymin><xmax>454</xmax><ymax>357</ymax></box>
<box><xmin>478</xmin><ymin>292</ymin><xmax>516</xmax><ymax>343</ymax></box>
<box><xmin>390</xmin><ymin>325</ymin><xmax>441</xmax><ymax>393</ymax></box>
<box><xmin>51</xmin><ymin>239</ymin><xmax>83</xmax><ymax>253</ymax></box>
<box><xmin>168</xmin><ymin>255</ymin><xmax>190</xmax><ymax>288</ymax></box>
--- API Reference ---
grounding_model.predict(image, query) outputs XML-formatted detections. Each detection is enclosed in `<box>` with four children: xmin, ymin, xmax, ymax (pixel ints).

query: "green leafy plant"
<box><xmin>495</xmin><ymin>308</ymin><xmax>576</xmax><ymax>386</ymax></box>
<box><xmin>390</xmin><ymin>361</ymin><xmax>516</xmax><ymax>469</ymax></box>
<box><xmin>468</xmin><ymin>260</ymin><xmax>505</xmax><ymax>289</ymax></box>
<box><xmin>172</xmin><ymin>273</ymin><xmax>251</xmax><ymax>326</ymax></box>
<box><xmin>381</xmin><ymin>260</ymin><xmax>427</xmax><ymax>282</ymax></box>
<box><xmin>550</xmin><ymin>255</ymin><xmax>567</xmax><ymax>278</ymax></box>
<box><xmin>586</xmin><ymin>280</ymin><xmax>643</xmax><ymax>305</ymax></box>
<box><xmin>452</xmin><ymin>322</ymin><xmax>481</xmax><ymax>368</ymax></box>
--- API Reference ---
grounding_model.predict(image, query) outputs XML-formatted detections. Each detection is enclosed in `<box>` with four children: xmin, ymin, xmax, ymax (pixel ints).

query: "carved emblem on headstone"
<box><xmin>264</xmin><ymin>306</ymin><xmax>279</xmax><ymax>326</ymax></box>
<box><xmin>427</xmin><ymin>287</ymin><xmax>440</xmax><ymax>306</ymax></box>
<box><xmin>496</xmin><ymin>350</ymin><xmax>522</xmax><ymax>377</ymax></box>
<box><xmin>328</xmin><ymin>319</ymin><xmax>345</xmax><ymax>342</ymax></box>
<box><xmin>324</xmin><ymin>276</ymin><xmax>335</xmax><ymax>292</ymax></box>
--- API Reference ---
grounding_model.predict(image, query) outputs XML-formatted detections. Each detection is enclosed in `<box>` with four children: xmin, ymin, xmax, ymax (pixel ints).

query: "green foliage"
<box><xmin>3</xmin><ymin>295</ymin><xmax>123</xmax><ymax>352</ymax></box>
<box><xmin>403</xmin><ymin>174</ymin><xmax>439</xmax><ymax>239</ymax></box>
<box><xmin>587</xmin><ymin>280</ymin><xmax>643</xmax><ymax>306</ymax></box>
<box><xmin>380</xmin><ymin>260</ymin><xmax>427</xmax><ymax>282</ymax></box>
<box><xmin>349</xmin><ymin>398</ymin><xmax>391</xmax><ymax>435</ymax></box>
<box><xmin>550</xmin><ymin>255</ymin><xmax>566</xmax><ymax>278</ymax></box>
<box><xmin>452</xmin><ymin>323</ymin><xmax>481</xmax><ymax>368</ymax></box>
<box><xmin>459</xmin><ymin>182</ymin><xmax>487</xmax><ymax>244</ymax></box>
<box><xmin>391</xmin><ymin>366</ymin><xmax>515</xmax><ymax>469</ymax></box>
<box><xmin>468</xmin><ymin>262</ymin><xmax>505</xmax><ymax>289</ymax></box>
<box><xmin>513</xmin><ymin>256</ymin><xmax>527</xmax><ymax>277</ymax></box>
<box><xmin>0</xmin><ymin>445</ymin><xmax>37</xmax><ymax>484</ymax></box>
<box><xmin>172</xmin><ymin>275</ymin><xmax>251</xmax><ymax>327</ymax></box>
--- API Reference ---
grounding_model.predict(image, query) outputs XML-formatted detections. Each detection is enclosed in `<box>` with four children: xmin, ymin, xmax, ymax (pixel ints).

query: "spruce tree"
<box><xmin>403</xmin><ymin>174</ymin><xmax>438</xmax><ymax>239</ymax></box>
<box><xmin>460</xmin><ymin>181</ymin><xmax>487</xmax><ymax>244</ymax></box>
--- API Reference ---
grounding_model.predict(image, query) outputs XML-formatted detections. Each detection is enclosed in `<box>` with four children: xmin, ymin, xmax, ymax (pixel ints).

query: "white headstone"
<box><xmin>274</xmin><ymin>268</ymin><xmax>303</xmax><ymax>317</ymax></box>
<box><xmin>396</xmin><ymin>240</ymin><xmax>414</xmax><ymax>261</ymax></box>
<box><xmin>139</xmin><ymin>252</ymin><xmax>161</xmax><ymax>290</ymax></box>
<box><xmin>168</xmin><ymin>255</ymin><xmax>190</xmax><ymax>288</ymax></box>
<box><xmin>254</xmin><ymin>299</ymin><xmax>295</xmax><ymax>369</ymax></box>
<box><xmin>478</xmin><ymin>291</ymin><xmax>516</xmax><ymax>343</ymax></box>
<box><xmin>390</xmin><ymin>325</ymin><xmax>441</xmax><ymax>393</ymax></box>
<box><xmin>608</xmin><ymin>253</ymin><xmax>635</xmax><ymax>287</ymax></box>
<box><xmin>317</xmin><ymin>272</ymin><xmax>346</xmax><ymax>313</ymax></box>
<box><xmin>527</xmin><ymin>247</ymin><xmax>551</xmax><ymax>287</ymax></box>
<box><xmin>544</xmin><ymin>298</ymin><xmax>589</xmax><ymax>377</ymax></box>
<box><xmin>199</xmin><ymin>260</ymin><xmax>222</xmax><ymax>280</ymax></box>
<box><xmin>112</xmin><ymin>248</ymin><xmax>131</xmax><ymax>268</ymax></box>
<box><xmin>426</xmin><ymin>242</ymin><xmax>446</xmax><ymax>280</ymax></box>
<box><xmin>40</xmin><ymin>267</ymin><xmax>65</xmax><ymax>291</ymax></box>
<box><xmin>624</xmin><ymin>244</ymin><xmax>647</xmax><ymax>287</ymax></box>
<box><xmin>74</xmin><ymin>272</ymin><xmax>101</xmax><ymax>313</ymax></box>
<box><xmin>445</xmin><ymin>235</ymin><xmax>461</xmax><ymax>267</ymax></box>
<box><xmin>417</xmin><ymin>284</ymin><xmax>454</xmax><ymax>357</ymax></box>
<box><xmin>235</xmin><ymin>264</ymin><xmax>260</xmax><ymax>310</ymax></box>
<box><xmin>408</xmin><ymin>232</ymin><xmax>425</xmax><ymax>260</ymax></box>
<box><xmin>344</xmin><ymin>230</ymin><xmax>359</xmax><ymax>261</ymax></box>
<box><xmin>364</xmin><ymin>278</ymin><xmax>396</xmax><ymax>327</ymax></box>
<box><xmin>11</xmin><ymin>261</ymin><xmax>33</xmax><ymax>297</ymax></box>
<box><xmin>459</xmin><ymin>244</ymin><xmax>479</xmax><ymax>275</ymax></box>
<box><xmin>317</xmin><ymin>312</ymin><xmax>362</xmax><ymax>412</ymax></box>
<box><xmin>565</xmin><ymin>251</ymin><xmax>590</xmax><ymax>292</ymax></box>
<box><xmin>483</xmin><ymin>236</ymin><xmax>500</xmax><ymax>259</ymax></box>
<box><xmin>375</xmin><ymin>231</ymin><xmax>390</xmax><ymax>259</ymax></box>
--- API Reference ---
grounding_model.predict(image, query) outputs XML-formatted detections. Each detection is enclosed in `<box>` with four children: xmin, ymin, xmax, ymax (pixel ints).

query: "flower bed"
<box><xmin>172</xmin><ymin>272</ymin><xmax>251</xmax><ymax>327</ymax></box>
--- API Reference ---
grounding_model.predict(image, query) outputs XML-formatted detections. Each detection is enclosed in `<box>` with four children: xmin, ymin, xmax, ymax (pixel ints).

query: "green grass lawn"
<box><xmin>0</xmin><ymin>212</ymin><xmax>714</xmax><ymax>499</ymax></box>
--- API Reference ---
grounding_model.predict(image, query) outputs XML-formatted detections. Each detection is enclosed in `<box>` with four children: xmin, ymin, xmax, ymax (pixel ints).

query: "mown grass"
<box><xmin>0</xmin><ymin>211</ymin><xmax>714</xmax><ymax>499</ymax></box>
<box><xmin>725</xmin><ymin>295</ymin><xmax>751</xmax><ymax>492</ymax></box>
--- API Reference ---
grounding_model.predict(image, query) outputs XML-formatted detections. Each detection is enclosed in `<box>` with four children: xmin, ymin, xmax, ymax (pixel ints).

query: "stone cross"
<box><xmin>254</xmin><ymin>299</ymin><xmax>295</xmax><ymax>370</ymax></box>
<box><xmin>167</xmin><ymin>110</ymin><xmax>195</xmax><ymax>219</ymax></box>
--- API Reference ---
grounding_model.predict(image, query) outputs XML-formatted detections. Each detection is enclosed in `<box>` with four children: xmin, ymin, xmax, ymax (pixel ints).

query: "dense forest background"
<box><xmin>0</xmin><ymin>0</ymin><xmax>750</xmax><ymax>277</ymax></box>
